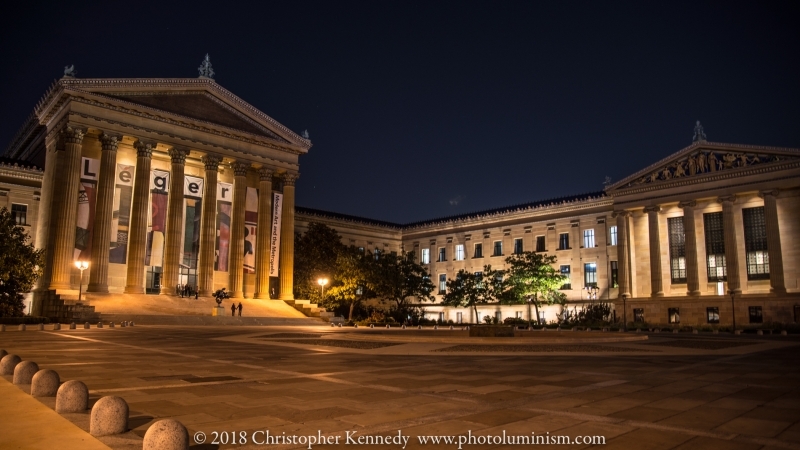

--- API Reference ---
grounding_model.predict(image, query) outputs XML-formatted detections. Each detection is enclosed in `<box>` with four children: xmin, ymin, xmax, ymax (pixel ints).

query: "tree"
<box><xmin>293</xmin><ymin>222</ymin><xmax>344</xmax><ymax>302</ymax></box>
<box><xmin>324</xmin><ymin>246</ymin><xmax>375</xmax><ymax>321</ymax></box>
<box><xmin>495</xmin><ymin>252</ymin><xmax>566</xmax><ymax>325</ymax></box>
<box><xmin>370</xmin><ymin>251</ymin><xmax>434</xmax><ymax>316</ymax></box>
<box><xmin>442</xmin><ymin>268</ymin><xmax>494</xmax><ymax>323</ymax></box>
<box><xmin>0</xmin><ymin>207</ymin><xmax>44</xmax><ymax>317</ymax></box>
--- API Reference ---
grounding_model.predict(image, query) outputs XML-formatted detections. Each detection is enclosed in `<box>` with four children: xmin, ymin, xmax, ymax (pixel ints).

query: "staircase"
<box><xmin>283</xmin><ymin>299</ymin><xmax>338</xmax><ymax>322</ymax></box>
<box><xmin>34</xmin><ymin>290</ymin><xmax>101</xmax><ymax>323</ymax></box>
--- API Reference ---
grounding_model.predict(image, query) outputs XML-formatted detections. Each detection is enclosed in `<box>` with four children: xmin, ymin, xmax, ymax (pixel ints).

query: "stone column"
<box><xmin>34</xmin><ymin>137</ymin><xmax>60</xmax><ymax>292</ymax></box>
<box><xmin>254</xmin><ymin>167</ymin><xmax>274</xmax><ymax>299</ymax></box>
<box><xmin>614</xmin><ymin>211</ymin><xmax>631</xmax><ymax>298</ymax></box>
<box><xmin>160</xmin><ymin>147</ymin><xmax>188</xmax><ymax>295</ymax></box>
<box><xmin>278</xmin><ymin>173</ymin><xmax>298</xmax><ymax>300</ymax></box>
<box><xmin>644</xmin><ymin>206</ymin><xmax>664</xmax><ymax>297</ymax></box>
<box><xmin>227</xmin><ymin>162</ymin><xmax>250</xmax><ymax>298</ymax></box>
<box><xmin>49</xmin><ymin>127</ymin><xmax>86</xmax><ymax>290</ymax></box>
<box><xmin>87</xmin><ymin>133</ymin><xmax>121</xmax><ymax>293</ymax></box>
<box><xmin>679</xmin><ymin>200</ymin><xmax>701</xmax><ymax>296</ymax></box>
<box><xmin>761</xmin><ymin>190</ymin><xmax>785</xmax><ymax>293</ymax></box>
<box><xmin>198</xmin><ymin>154</ymin><xmax>222</xmax><ymax>296</ymax></box>
<box><xmin>124</xmin><ymin>140</ymin><xmax>155</xmax><ymax>294</ymax></box>
<box><xmin>719</xmin><ymin>195</ymin><xmax>741</xmax><ymax>294</ymax></box>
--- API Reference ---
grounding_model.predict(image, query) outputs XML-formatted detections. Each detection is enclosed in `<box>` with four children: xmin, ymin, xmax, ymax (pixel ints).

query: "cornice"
<box><xmin>0</xmin><ymin>163</ymin><xmax>44</xmax><ymax>181</ymax></box>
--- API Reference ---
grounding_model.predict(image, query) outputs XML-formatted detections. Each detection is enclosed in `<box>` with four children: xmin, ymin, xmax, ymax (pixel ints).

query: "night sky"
<box><xmin>1</xmin><ymin>1</ymin><xmax>798</xmax><ymax>224</ymax></box>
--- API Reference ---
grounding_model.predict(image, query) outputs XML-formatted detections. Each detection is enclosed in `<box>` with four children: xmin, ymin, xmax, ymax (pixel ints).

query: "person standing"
<box><xmin>237</xmin><ymin>302</ymin><xmax>242</xmax><ymax>317</ymax></box>
<box><xmin>231</xmin><ymin>302</ymin><xmax>236</xmax><ymax>316</ymax></box>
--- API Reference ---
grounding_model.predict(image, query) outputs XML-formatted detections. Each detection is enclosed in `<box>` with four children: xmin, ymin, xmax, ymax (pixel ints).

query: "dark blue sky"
<box><xmin>1</xmin><ymin>1</ymin><xmax>798</xmax><ymax>223</ymax></box>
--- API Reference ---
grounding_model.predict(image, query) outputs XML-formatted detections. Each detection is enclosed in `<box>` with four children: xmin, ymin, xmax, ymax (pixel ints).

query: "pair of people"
<box><xmin>231</xmin><ymin>302</ymin><xmax>243</xmax><ymax>317</ymax></box>
<box><xmin>176</xmin><ymin>284</ymin><xmax>197</xmax><ymax>298</ymax></box>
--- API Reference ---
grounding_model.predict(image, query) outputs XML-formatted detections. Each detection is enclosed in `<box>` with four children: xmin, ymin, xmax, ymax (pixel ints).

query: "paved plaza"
<box><xmin>1</xmin><ymin>325</ymin><xmax>800</xmax><ymax>450</ymax></box>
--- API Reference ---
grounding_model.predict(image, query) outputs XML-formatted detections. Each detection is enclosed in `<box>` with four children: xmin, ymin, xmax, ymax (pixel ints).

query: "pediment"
<box><xmin>607</xmin><ymin>141</ymin><xmax>800</xmax><ymax>193</ymax></box>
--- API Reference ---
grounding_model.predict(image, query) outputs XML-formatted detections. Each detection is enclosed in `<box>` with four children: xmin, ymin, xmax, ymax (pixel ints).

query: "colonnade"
<box><xmin>615</xmin><ymin>193</ymin><xmax>786</xmax><ymax>298</ymax></box>
<box><xmin>40</xmin><ymin>127</ymin><xmax>297</xmax><ymax>300</ymax></box>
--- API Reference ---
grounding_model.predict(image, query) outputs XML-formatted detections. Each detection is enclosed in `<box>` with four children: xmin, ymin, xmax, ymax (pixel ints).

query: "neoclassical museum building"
<box><xmin>2</xmin><ymin>64</ymin><xmax>799</xmax><ymax>326</ymax></box>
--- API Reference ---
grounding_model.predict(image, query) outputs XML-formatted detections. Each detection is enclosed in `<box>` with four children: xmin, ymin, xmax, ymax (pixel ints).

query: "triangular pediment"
<box><xmin>607</xmin><ymin>141</ymin><xmax>800</xmax><ymax>193</ymax></box>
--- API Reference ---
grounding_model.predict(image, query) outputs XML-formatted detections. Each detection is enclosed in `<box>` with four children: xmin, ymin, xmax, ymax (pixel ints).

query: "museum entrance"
<box><xmin>145</xmin><ymin>267</ymin><xmax>162</xmax><ymax>294</ymax></box>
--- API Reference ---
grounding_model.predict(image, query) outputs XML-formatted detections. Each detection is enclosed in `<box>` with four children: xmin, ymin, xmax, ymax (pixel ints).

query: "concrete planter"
<box><xmin>469</xmin><ymin>325</ymin><xmax>515</xmax><ymax>337</ymax></box>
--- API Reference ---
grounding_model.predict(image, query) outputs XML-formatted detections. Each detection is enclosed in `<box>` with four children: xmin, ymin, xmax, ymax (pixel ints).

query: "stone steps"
<box><xmin>283</xmin><ymin>299</ymin><xmax>339</xmax><ymax>322</ymax></box>
<box><xmin>98</xmin><ymin>314</ymin><xmax>323</xmax><ymax>326</ymax></box>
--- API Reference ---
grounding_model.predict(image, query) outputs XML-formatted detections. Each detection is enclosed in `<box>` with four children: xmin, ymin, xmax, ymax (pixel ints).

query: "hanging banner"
<box><xmin>109</xmin><ymin>164</ymin><xmax>135</xmax><ymax>264</ymax></box>
<box><xmin>243</xmin><ymin>187</ymin><xmax>258</xmax><ymax>274</ymax></box>
<box><xmin>182</xmin><ymin>175</ymin><xmax>204</xmax><ymax>270</ymax></box>
<box><xmin>269</xmin><ymin>192</ymin><xmax>283</xmax><ymax>277</ymax></box>
<box><xmin>145</xmin><ymin>169</ymin><xmax>169</xmax><ymax>267</ymax></box>
<box><xmin>215</xmin><ymin>182</ymin><xmax>233</xmax><ymax>272</ymax></box>
<box><xmin>75</xmin><ymin>157</ymin><xmax>99</xmax><ymax>260</ymax></box>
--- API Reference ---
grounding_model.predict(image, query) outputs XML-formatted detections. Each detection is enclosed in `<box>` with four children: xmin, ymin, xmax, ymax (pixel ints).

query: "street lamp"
<box><xmin>527</xmin><ymin>297</ymin><xmax>532</xmax><ymax>329</ymax></box>
<box><xmin>317</xmin><ymin>278</ymin><xmax>328</xmax><ymax>299</ymax></box>
<box><xmin>729</xmin><ymin>289</ymin><xmax>736</xmax><ymax>333</ymax></box>
<box><xmin>74</xmin><ymin>260</ymin><xmax>89</xmax><ymax>303</ymax></box>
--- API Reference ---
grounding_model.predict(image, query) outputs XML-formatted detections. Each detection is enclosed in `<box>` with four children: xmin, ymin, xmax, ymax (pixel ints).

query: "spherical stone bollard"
<box><xmin>433</xmin><ymin>325</ymin><xmax>438</xmax><ymax>330</ymax></box>
<box><xmin>417</xmin><ymin>325</ymin><xmax>421</xmax><ymax>329</ymax></box>
<box><xmin>450</xmin><ymin>325</ymin><xmax>454</xmax><ymax>330</ymax></box>
<box><xmin>401</xmin><ymin>325</ymin><xmax>406</xmax><ymax>329</ymax></box>
<box><xmin>84</xmin><ymin>322</ymin><xmax>90</xmax><ymax>329</ymax></box>
<box><xmin>109</xmin><ymin>322</ymin><xmax>115</xmax><ymax>328</ymax></box>
<box><xmin>70</xmin><ymin>322</ymin><xmax>76</xmax><ymax>330</ymax></box>
<box><xmin>13</xmin><ymin>360</ymin><xmax>39</xmax><ymax>385</ymax></box>
<box><xmin>330</xmin><ymin>323</ymin><xmax>335</xmax><ymax>327</ymax></box>
<box><xmin>1</xmin><ymin>354</ymin><xmax>22</xmax><ymax>375</ymax></box>
<box><xmin>31</xmin><ymin>369</ymin><xmax>60</xmax><ymax>397</ymax></box>
<box><xmin>386</xmin><ymin>324</ymin><xmax>390</xmax><ymax>329</ymax></box>
<box><xmin>90</xmin><ymin>396</ymin><xmax>129</xmax><ymax>436</ymax></box>
<box><xmin>337</xmin><ymin>323</ymin><xmax>342</xmax><ymax>327</ymax></box>
<box><xmin>38</xmin><ymin>323</ymin><xmax>44</xmax><ymax>331</ymax></box>
<box><xmin>0</xmin><ymin>349</ymin><xmax>6</xmax><ymax>358</ymax></box>
<box><xmin>97</xmin><ymin>322</ymin><xmax>103</xmax><ymax>329</ymax></box>
<box><xmin>121</xmin><ymin>322</ymin><xmax>126</xmax><ymax>328</ymax></box>
<box><xmin>56</xmin><ymin>380</ymin><xmax>89</xmax><ymax>413</ymax></box>
<box><xmin>53</xmin><ymin>323</ymin><xmax>61</xmax><ymax>330</ymax></box>
<box><xmin>369</xmin><ymin>324</ymin><xmax>374</xmax><ymax>329</ymax></box>
<box><xmin>354</xmin><ymin>324</ymin><xmax>358</xmax><ymax>328</ymax></box>
<box><xmin>19</xmin><ymin>324</ymin><xmax>26</xmax><ymax>331</ymax></box>
<box><xmin>130</xmin><ymin>322</ymin><xmax>135</xmax><ymax>327</ymax></box>
<box><xmin>143</xmin><ymin>418</ymin><xmax>190</xmax><ymax>450</ymax></box>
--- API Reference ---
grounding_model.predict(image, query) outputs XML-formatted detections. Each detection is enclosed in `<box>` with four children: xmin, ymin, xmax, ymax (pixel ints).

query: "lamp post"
<box><xmin>74</xmin><ymin>260</ymin><xmax>89</xmax><ymax>303</ymax></box>
<box><xmin>622</xmin><ymin>293</ymin><xmax>628</xmax><ymax>332</ymax></box>
<box><xmin>729</xmin><ymin>290</ymin><xmax>736</xmax><ymax>333</ymax></box>
<box><xmin>317</xmin><ymin>278</ymin><xmax>328</xmax><ymax>299</ymax></box>
<box><xmin>527</xmin><ymin>297</ymin><xmax>532</xmax><ymax>329</ymax></box>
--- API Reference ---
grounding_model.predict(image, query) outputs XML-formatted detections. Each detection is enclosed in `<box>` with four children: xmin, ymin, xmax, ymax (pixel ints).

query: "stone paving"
<box><xmin>1</xmin><ymin>325</ymin><xmax>799</xmax><ymax>450</ymax></box>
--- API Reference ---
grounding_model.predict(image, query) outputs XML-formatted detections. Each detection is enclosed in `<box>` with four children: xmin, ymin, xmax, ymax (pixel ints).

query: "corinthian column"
<box><xmin>614</xmin><ymin>211</ymin><xmax>631</xmax><ymax>299</ymax></box>
<box><xmin>279</xmin><ymin>173</ymin><xmax>298</xmax><ymax>300</ymax></box>
<box><xmin>87</xmin><ymin>132</ymin><xmax>121</xmax><ymax>293</ymax></box>
<box><xmin>228</xmin><ymin>162</ymin><xmax>250</xmax><ymax>298</ymax></box>
<box><xmin>124</xmin><ymin>140</ymin><xmax>155</xmax><ymax>294</ymax></box>
<box><xmin>254</xmin><ymin>167</ymin><xmax>274</xmax><ymax>299</ymax></box>
<box><xmin>198</xmin><ymin>154</ymin><xmax>221</xmax><ymax>296</ymax></box>
<box><xmin>160</xmin><ymin>147</ymin><xmax>188</xmax><ymax>295</ymax></box>
<box><xmin>679</xmin><ymin>200</ymin><xmax>701</xmax><ymax>296</ymax></box>
<box><xmin>50</xmin><ymin>126</ymin><xmax>86</xmax><ymax>290</ymax></box>
<box><xmin>761</xmin><ymin>190</ymin><xmax>785</xmax><ymax>293</ymax></box>
<box><xmin>719</xmin><ymin>195</ymin><xmax>741</xmax><ymax>294</ymax></box>
<box><xmin>644</xmin><ymin>206</ymin><xmax>664</xmax><ymax>297</ymax></box>
<box><xmin>35</xmin><ymin>138</ymin><xmax>60</xmax><ymax>292</ymax></box>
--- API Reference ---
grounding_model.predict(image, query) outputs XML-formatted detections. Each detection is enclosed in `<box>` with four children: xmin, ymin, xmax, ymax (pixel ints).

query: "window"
<box><xmin>706</xmin><ymin>307</ymin><xmax>720</xmax><ymax>324</ymax></box>
<box><xmin>358</xmin><ymin>247</ymin><xmax>365</xmax><ymax>253</ymax></box>
<box><xmin>515</xmin><ymin>311</ymin><xmax>522</xmax><ymax>319</ymax></box>
<box><xmin>495</xmin><ymin>311</ymin><xmax>502</xmax><ymax>322</ymax></box>
<box><xmin>633</xmin><ymin>308</ymin><xmax>644</xmax><ymax>323</ymax></box>
<box><xmin>610</xmin><ymin>261</ymin><xmax>618</xmax><ymax>288</ymax></box>
<box><xmin>438</xmin><ymin>247</ymin><xmax>446</xmax><ymax>262</ymax></box>
<box><xmin>493</xmin><ymin>241</ymin><xmax>502</xmax><ymax>256</ymax></box>
<box><xmin>420</xmin><ymin>248</ymin><xmax>430</xmax><ymax>264</ymax></box>
<box><xmin>11</xmin><ymin>204</ymin><xmax>27</xmax><ymax>225</ymax></box>
<box><xmin>474</xmin><ymin>271</ymin><xmax>483</xmax><ymax>288</ymax></box>
<box><xmin>748</xmin><ymin>306</ymin><xmax>763</xmax><ymax>324</ymax></box>
<box><xmin>456</xmin><ymin>312</ymin><xmax>463</xmax><ymax>323</ymax></box>
<box><xmin>473</xmin><ymin>243</ymin><xmax>483</xmax><ymax>258</ymax></box>
<box><xmin>373</xmin><ymin>248</ymin><xmax>380</xmax><ymax>260</ymax></box>
<box><xmin>743</xmin><ymin>207</ymin><xmax>769</xmax><ymax>280</ymax></box>
<box><xmin>558</xmin><ymin>232</ymin><xmax>570</xmax><ymax>250</ymax></box>
<box><xmin>513</xmin><ymin>238</ymin><xmax>523</xmax><ymax>254</ymax></box>
<box><xmin>609</xmin><ymin>226</ymin><xmax>618</xmax><ymax>246</ymax></box>
<box><xmin>583</xmin><ymin>229</ymin><xmax>595</xmax><ymax>248</ymax></box>
<box><xmin>584</xmin><ymin>263</ymin><xmax>597</xmax><ymax>287</ymax></box>
<box><xmin>668</xmin><ymin>217</ymin><xmax>687</xmax><ymax>283</ymax></box>
<box><xmin>704</xmin><ymin>212</ymin><xmax>727</xmax><ymax>282</ymax></box>
<box><xmin>560</xmin><ymin>265</ymin><xmax>571</xmax><ymax>289</ymax></box>
<box><xmin>668</xmin><ymin>308</ymin><xmax>680</xmax><ymax>324</ymax></box>
<box><xmin>538</xmin><ymin>311</ymin><xmax>546</xmax><ymax>323</ymax></box>
<box><xmin>438</xmin><ymin>274</ymin><xmax>446</xmax><ymax>295</ymax></box>
<box><xmin>455</xmin><ymin>244</ymin><xmax>465</xmax><ymax>261</ymax></box>
<box><xmin>535</xmin><ymin>235</ymin><xmax>546</xmax><ymax>252</ymax></box>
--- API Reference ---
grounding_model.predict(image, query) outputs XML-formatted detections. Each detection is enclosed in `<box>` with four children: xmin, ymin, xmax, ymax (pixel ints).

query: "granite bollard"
<box><xmin>70</xmin><ymin>322</ymin><xmax>76</xmax><ymax>329</ymax></box>
<box><xmin>84</xmin><ymin>322</ymin><xmax>90</xmax><ymax>329</ymax></box>
<box><xmin>31</xmin><ymin>369</ymin><xmax>60</xmax><ymax>397</ymax></box>
<box><xmin>56</xmin><ymin>380</ymin><xmax>89</xmax><ymax>413</ymax></box>
<box><xmin>130</xmin><ymin>322</ymin><xmax>135</xmax><ymax>327</ymax></box>
<box><xmin>143</xmin><ymin>419</ymin><xmax>190</xmax><ymax>450</ymax></box>
<box><xmin>13</xmin><ymin>360</ymin><xmax>39</xmax><ymax>385</ymax></box>
<box><xmin>18</xmin><ymin>324</ymin><xmax>26</xmax><ymax>331</ymax></box>
<box><xmin>97</xmin><ymin>322</ymin><xmax>103</xmax><ymax>329</ymax></box>
<box><xmin>38</xmin><ymin>323</ymin><xmax>44</xmax><ymax>331</ymax></box>
<box><xmin>53</xmin><ymin>323</ymin><xmax>61</xmax><ymax>330</ymax></box>
<box><xmin>1</xmin><ymin>354</ymin><xmax>22</xmax><ymax>375</ymax></box>
<box><xmin>90</xmin><ymin>396</ymin><xmax>129</xmax><ymax>436</ymax></box>
<box><xmin>109</xmin><ymin>322</ymin><xmax>115</xmax><ymax>328</ymax></box>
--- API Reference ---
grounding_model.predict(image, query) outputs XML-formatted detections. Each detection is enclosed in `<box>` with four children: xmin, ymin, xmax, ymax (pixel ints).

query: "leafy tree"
<box><xmin>495</xmin><ymin>252</ymin><xmax>566</xmax><ymax>325</ymax></box>
<box><xmin>370</xmin><ymin>251</ymin><xmax>434</xmax><ymax>316</ymax></box>
<box><xmin>324</xmin><ymin>246</ymin><xmax>376</xmax><ymax>321</ymax></box>
<box><xmin>293</xmin><ymin>222</ymin><xmax>344</xmax><ymax>302</ymax></box>
<box><xmin>0</xmin><ymin>207</ymin><xmax>44</xmax><ymax>317</ymax></box>
<box><xmin>442</xmin><ymin>268</ymin><xmax>493</xmax><ymax>323</ymax></box>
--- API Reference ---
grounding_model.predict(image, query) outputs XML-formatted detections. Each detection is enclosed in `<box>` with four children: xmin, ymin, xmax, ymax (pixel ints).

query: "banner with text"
<box><xmin>75</xmin><ymin>157</ymin><xmax>99</xmax><ymax>261</ymax></box>
<box><xmin>145</xmin><ymin>169</ymin><xmax>170</xmax><ymax>267</ymax></box>
<box><xmin>244</xmin><ymin>187</ymin><xmax>258</xmax><ymax>274</ymax></box>
<box><xmin>215</xmin><ymin>182</ymin><xmax>233</xmax><ymax>272</ymax></box>
<box><xmin>269</xmin><ymin>192</ymin><xmax>283</xmax><ymax>277</ymax></box>
<box><xmin>109</xmin><ymin>164</ymin><xmax>135</xmax><ymax>264</ymax></box>
<box><xmin>182</xmin><ymin>175</ymin><xmax>204</xmax><ymax>270</ymax></box>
